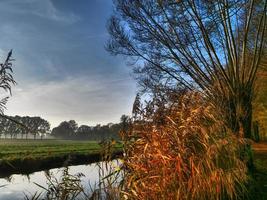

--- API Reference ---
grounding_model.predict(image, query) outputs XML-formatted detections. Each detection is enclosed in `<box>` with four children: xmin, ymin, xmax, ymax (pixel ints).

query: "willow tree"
<box><xmin>107</xmin><ymin>0</ymin><xmax>267</xmax><ymax>138</ymax></box>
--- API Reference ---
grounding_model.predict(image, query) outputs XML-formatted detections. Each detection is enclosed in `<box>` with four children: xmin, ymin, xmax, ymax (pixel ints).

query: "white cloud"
<box><xmin>0</xmin><ymin>0</ymin><xmax>80</xmax><ymax>24</ymax></box>
<box><xmin>31</xmin><ymin>0</ymin><xmax>80</xmax><ymax>24</ymax></box>
<box><xmin>5</xmin><ymin>76</ymin><xmax>136</xmax><ymax>127</ymax></box>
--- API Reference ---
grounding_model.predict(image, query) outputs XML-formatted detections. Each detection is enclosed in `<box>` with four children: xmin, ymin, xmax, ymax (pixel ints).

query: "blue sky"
<box><xmin>0</xmin><ymin>0</ymin><xmax>136</xmax><ymax>127</ymax></box>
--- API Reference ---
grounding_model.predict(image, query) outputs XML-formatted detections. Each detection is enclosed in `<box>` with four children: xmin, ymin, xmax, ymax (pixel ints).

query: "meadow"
<box><xmin>0</xmin><ymin>139</ymin><xmax>122</xmax><ymax>176</ymax></box>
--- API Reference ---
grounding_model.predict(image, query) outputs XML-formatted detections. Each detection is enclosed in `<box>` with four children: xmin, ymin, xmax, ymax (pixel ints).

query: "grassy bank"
<box><xmin>0</xmin><ymin>139</ymin><xmax>122</xmax><ymax>176</ymax></box>
<box><xmin>248</xmin><ymin>143</ymin><xmax>267</xmax><ymax>199</ymax></box>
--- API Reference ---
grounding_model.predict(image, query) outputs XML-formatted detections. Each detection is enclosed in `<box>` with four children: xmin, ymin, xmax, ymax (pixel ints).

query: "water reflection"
<box><xmin>0</xmin><ymin>161</ymin><xmax>121</xmax><ymax>200</ymax></box>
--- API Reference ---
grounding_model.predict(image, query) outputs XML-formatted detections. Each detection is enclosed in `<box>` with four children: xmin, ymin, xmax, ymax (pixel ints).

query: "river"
<box><xmin>0</xmin><ymin>160</ymin><xmax>122</xmax><ymax>200</ymax></box>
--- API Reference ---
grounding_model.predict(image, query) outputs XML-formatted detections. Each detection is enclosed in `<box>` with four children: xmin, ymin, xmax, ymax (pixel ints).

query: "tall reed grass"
<box><xmin>121</xmin><ymin>92</ymin><xmax>249</xmax><ymax>200</ymax></box>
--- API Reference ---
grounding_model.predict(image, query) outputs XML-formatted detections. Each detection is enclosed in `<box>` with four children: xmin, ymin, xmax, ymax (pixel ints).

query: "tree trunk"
<box><xmin>242</xmin><ymin>108</ymin><xmax>252</xmax><ymax>139</ymax></box>
<box><xmin>253</xmin><ymin>121</ymin><xmax>260</xmax><ymax>142</ymax></box>
<box><xmin>223</xmin><ymin>91</ymin><xmax>253</xmax><ymax>139</ymax></box>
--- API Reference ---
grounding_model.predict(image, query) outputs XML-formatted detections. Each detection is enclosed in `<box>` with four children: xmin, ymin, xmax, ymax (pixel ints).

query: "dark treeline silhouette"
<box><xmin>0</xmin><ymin>114</ymin><xmax>129</xmax><ymax>141</ymax></box>
<box><xmin>51</xmin><ymin>115</ymin><xmax>130</xmax><ymax>141</ymax></box>
<box><xmin>0</xmin><ymin>115</ymin><xmax>50</xmax><ymax>139</ymax></box>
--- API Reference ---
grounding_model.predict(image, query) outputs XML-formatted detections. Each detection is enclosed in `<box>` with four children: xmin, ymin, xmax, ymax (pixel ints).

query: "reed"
<box><xmin>121</xmin><ymin>92</ymin><xmax>249</xmax><ymax>200</ymax></box>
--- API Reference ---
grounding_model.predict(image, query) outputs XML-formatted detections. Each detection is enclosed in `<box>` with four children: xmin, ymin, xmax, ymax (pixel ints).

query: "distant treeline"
<box><xmin>0</xmin><ymin>115</ymin><xmax>50</xmax><ymax>139</ymax></box>
<box><xmin>0</xmin><ymin>115</ymin><xmax>129</xmax><ymax>141</ymax></box>
<box><xmin>51</xmin><ymin>118</ymin><xmax>127</xmax><ymax>140</ymax></box>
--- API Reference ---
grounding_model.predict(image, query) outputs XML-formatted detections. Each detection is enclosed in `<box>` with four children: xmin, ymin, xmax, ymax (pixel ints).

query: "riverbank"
<box><xmin>0</xmin><ymin>139</ymin><xmax>122</xmax><ymax>177</ymax></box>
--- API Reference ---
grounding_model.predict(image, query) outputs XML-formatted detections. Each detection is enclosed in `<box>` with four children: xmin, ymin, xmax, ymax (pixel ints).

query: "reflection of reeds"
<box><xmin>121</xmin><ymin>92</ymin><xmax>249</xmax><ymax>200</ymax></box>
<box><xmin>24</xmin><ymin>167</ymin><xmax>87</xmax><ymax>200</ymax></box>
<box><xmin>90</xmin><ymin>140</ymin><xmax>124</xmax><ymax>200</ymax></box>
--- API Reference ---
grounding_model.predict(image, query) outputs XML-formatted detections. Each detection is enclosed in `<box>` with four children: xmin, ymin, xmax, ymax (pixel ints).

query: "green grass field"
<box><xmin>0</xmin><ymin>139</ymin><xmax>122</xmax><ymax>176</ymax></box>
<box><xmin>0</xmin><ymin>139</ymin><xmax>102</xmax><ymax>160</ymax></box>
<box><xmin>0</xmin><ymin>139</ymin><xmax>122</xmax><ymax>160</ymax></box>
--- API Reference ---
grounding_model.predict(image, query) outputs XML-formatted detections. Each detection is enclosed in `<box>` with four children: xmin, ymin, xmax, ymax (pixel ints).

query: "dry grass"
<box><xmin>121</xmin><ymin>92</ymin><xmax>249</xmax><ymax>200</ymax></box>
<box><xmin>252</xmin><ymin>142</ymin><xmax>267</xmax><ymax>152</ymax></box>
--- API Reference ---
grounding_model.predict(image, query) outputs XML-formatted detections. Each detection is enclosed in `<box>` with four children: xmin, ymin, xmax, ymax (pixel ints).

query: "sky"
<box><xmin>0</xmin><ymin>0</ymin><xmax>137</xmax><ymax>128</ymax></box>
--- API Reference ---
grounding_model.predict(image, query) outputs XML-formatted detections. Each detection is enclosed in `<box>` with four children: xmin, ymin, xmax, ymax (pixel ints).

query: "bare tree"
<box><xmin>107</xmin><ymin>0</ymin><xmax>267</xmax><ymax>138</ymax></box>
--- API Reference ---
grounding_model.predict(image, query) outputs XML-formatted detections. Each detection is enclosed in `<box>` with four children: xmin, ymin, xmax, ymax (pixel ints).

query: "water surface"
<box><xmin>0</xmin><ymin>161</ymin><xmax>120</xmax><ymax>200</ymax></box>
